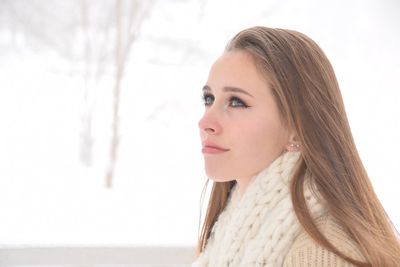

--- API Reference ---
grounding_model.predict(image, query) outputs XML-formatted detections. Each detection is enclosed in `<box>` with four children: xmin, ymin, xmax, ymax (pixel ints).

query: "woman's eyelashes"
<box><xmin>202</xmin><ymin>93</ymin><xmax>214</xmax><ymax>106</ymax></box>
<box><xmin>202</xmin><ymin>93</ymin><xmax>250</xmax><ymax>108</ymax></box>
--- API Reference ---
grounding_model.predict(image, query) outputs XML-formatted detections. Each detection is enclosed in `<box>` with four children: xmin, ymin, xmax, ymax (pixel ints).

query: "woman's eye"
<box><xmin>202</xmin><ymin>94</ymin><xmax>214</xmax><ymax>106</ymax></box>
<box><xmin>201</xmin><ymin>94</ymin><xmax>249</xmax><ymax>108</ymax></box>
<box><xmin>230</xmin><ymin>96</ymin><xmax>249</xmax><ymax>108</ymax></box>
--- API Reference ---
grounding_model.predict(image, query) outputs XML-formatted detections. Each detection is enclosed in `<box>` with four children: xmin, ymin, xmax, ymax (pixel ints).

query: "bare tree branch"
<box><xmin>105</xmin><ymin>0</ymin><xmax>156</xmax><ymax>188</ymax></box>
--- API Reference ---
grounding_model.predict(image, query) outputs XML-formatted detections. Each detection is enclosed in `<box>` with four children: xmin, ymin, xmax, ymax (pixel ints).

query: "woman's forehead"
<box><xmin>207</xmin><ymin>51</ymin><xmax>271</xmax><ymax>96</ymax></box>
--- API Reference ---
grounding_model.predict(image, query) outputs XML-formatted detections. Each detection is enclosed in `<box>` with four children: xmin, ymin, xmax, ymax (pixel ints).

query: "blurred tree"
<box><xmin>0</xmin><ymin>0</ymin><xmax>155</xmax><ymax>188</ymax></box>
<box><xmin>106</xmin><ymin>0</ymin><xmax>155</xmax><ymax>188</ymax></box>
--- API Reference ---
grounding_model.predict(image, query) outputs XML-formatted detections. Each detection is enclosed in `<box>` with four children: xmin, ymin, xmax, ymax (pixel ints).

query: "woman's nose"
<box><xmin>198</xmin><ymin>112</ymin><xmax>222</xmax><ymax>135</ymax></box>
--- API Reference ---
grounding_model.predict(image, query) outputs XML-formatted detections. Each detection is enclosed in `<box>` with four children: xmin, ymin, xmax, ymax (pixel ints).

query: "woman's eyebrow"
<box><xmin>202</xmin><ymin>85</ymin><xmax>254</xmax><ymax>98</ymax></box>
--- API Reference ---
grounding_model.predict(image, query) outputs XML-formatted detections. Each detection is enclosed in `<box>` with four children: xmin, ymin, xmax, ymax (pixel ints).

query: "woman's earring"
<box><xmin>287</xmin><ymin>143</ymin><xmax>301</xmax><ymax>152</ymax></box>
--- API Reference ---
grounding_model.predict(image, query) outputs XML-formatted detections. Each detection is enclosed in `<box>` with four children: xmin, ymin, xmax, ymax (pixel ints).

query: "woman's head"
<box><xmin>198</xmin><ymin>26</ymin><xmax>345</xmax><ymax>192</ymax></box>
<box><xmin>198</xmin><ymin>50</ymin><xmax>300</xmax><ymax>192</ymax></box>
<box><xmin>196</xmin><ymin>27</ymin><xmax>400</xmax><ymax>266</ymax></box>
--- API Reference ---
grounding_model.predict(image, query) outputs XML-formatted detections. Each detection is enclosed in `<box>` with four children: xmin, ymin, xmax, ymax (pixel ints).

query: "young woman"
<box><xmin>193</xmin><ymin>27</ymin><xmax>400</xmax><ymax>266</ymax></box>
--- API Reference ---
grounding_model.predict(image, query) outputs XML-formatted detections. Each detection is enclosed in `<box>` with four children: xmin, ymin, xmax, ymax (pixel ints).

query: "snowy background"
<box><xmin>0</xmin><ymin>0</ymin><xmax>399</xmax><ymax>248</ymax></box>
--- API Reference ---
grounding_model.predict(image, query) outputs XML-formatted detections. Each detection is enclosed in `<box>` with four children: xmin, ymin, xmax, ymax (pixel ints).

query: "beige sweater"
<box><xmin>283</xmin><ymin>214</ymin><xmax>366</xmax><ymax>266</ymax></box>
<box><xmin>194</xmin><ymin>214</ymin><xmax>366</xmax><ymax>266</ymax></box>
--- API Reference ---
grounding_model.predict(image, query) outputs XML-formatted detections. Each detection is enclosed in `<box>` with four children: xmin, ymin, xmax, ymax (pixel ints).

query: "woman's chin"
<box><xmin>206</xmin><ymin>173</ymin><xmax>235</xmax><ymax>183</ymax></box>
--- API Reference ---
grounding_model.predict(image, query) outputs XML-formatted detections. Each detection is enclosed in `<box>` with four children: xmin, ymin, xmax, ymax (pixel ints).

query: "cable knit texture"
<box><xmin>192</xmin><ymin>151</ymin><xmax>329</xmax><ymax>267</ymax></box>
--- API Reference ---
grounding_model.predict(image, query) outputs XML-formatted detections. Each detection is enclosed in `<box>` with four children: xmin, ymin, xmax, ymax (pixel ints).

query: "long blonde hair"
<box><xmin>196</xmin><ymin>27</ymin><xmax>400</xmax><ymax>266</ymax></box>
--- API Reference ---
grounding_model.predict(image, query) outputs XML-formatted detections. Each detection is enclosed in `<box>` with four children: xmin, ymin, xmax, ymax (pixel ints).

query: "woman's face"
<box><xmin>198</xmin><ymin>50</ymin><xmax>292</xmax><ymax>189</ymax></box>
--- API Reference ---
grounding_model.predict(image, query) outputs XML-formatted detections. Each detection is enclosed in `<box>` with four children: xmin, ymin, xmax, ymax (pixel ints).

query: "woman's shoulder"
<box><xmin>283</xmin><ymin>213</ymin><xmax>366</xmax><ymax>267</ymax></box>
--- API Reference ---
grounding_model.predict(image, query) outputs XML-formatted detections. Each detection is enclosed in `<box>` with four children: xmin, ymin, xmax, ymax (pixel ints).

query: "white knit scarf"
<box><xmin>192</xmin><ymin>151</ymin><xmax>326</xmax><ymax>267</ymax></box>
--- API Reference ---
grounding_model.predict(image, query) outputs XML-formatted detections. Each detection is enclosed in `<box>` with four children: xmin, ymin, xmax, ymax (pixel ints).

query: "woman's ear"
<box><xmin>285</xmin><ymin>133</ymin><xmax>301</xmax><ymax>152</ymax></box>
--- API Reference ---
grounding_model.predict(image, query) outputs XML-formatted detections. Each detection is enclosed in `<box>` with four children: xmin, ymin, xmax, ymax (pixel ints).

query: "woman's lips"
<box><xmin>201</xmin><ymin>143</ymin><xmax>230</xmax><ymax>154</ymax></box>
<box><xmin>201</xmin><ymin>141</ymin><xmax>229</xmax><ymax>154</ymax></box>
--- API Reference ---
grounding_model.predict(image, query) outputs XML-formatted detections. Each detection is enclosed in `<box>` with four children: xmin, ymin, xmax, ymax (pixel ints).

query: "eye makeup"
<box><xmin>201</xmin><ymin>93</ymin><xmax>250</xmax><ymax>108</ymax></box>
